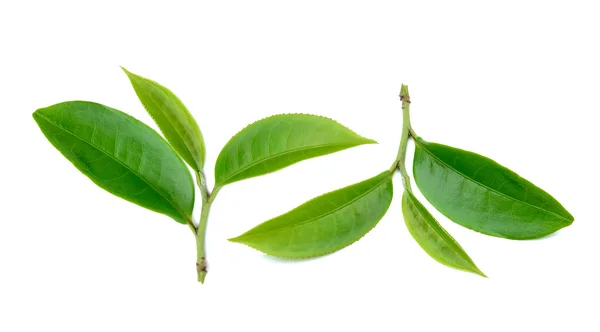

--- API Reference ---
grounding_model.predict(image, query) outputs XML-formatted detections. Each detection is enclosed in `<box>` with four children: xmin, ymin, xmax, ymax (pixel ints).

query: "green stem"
<box><xmin>392</xmin><ymin>84</ymin><xmax>415</xmax><ymax>192</ymax></box>
<box><xmin>194</xmin><ymin>183</ymin><xmax>221</xmax><ymax>283</ymax></box>
<box><xmin>195</xmin><ymin>171</ymin><xmax>208</xmax><ymax>206</ymax></box>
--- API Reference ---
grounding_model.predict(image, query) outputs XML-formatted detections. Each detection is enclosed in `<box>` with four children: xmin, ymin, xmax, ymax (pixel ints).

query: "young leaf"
<box><xmin>229</xmin><ymin>171</ymin><xmax>393</xmax><ymax>258</ymax></box>
<box><xmin>122</xmin><ymin>67</ymin><xmax>206</xmax><ymax>172</ymax></box>
<box><xmin>215</xmin><ymin>114</ymin><xmax>376</xmax><ymax>186</ymax></box>
<box><xmin>402</xmin><ymin>190</ymin><xmax>485</xmax><ymax>277</ymax></box>
<box><xmin>33</xmin><ymin>101</ymin><xmax>195</xmax><ymax>225</ymax></box>
<box><xmin>413</xmin><ymin>137</ymin><xmax>574</xmax><ymax>239</ymax></box>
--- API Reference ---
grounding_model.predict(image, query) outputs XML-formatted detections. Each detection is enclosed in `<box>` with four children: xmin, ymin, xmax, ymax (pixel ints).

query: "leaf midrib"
<box><xmin>236</xmin><ymin>174</ymin><xmax>390</xmax><ymax>239</ymax></box>
<box><xmin>219</xmin><ymin>142</ymin><xmax>361</xmax><ymax>185</ymax></box>
<box><xmin>36</xmin><ymin>112</ymin><xmax>191</xmax><ymax>223</ymax></box>
<box><xmin>415</xmin><ymin>139</ymin><xmax>571</xmax><ymax>223</ymax></box>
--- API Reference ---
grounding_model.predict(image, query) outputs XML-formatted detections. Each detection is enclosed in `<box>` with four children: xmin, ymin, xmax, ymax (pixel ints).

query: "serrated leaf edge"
<box><xmin>215</xmin><ymin>113</ymin><xmax>377</xmax><ymax>185</ymax></box>
<box><xmin>221</xmin><ymin>113</ymin><xmax>377</xmax><ymax>150</ymax></box>
<box><xmin>229</xmin><ymin>172</ymin><xmax>393</xmax><ymax>259</ymax></box>
<box><xmin>403</xmin><ymin>190</ymin><xmax>486</xmax><ymax>277</ymax></box>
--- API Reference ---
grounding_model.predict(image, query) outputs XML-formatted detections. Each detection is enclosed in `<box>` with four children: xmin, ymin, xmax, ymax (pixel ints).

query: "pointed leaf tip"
<box><xmin>476</xmin><ymin>268</ymin><xmax>488</xmax><ymax>278</ymax></box>
<box><xmin>120</xmin><ymin>66</ymin><xmax>132</xmax><ymax>76</ymax></box>
<box><xmin>228</xmin><ymin>236</ymin><xmax>242</xmax><ymax>243</ymax></box>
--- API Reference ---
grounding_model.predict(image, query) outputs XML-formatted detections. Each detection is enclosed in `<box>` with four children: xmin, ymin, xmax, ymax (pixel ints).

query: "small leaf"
<box><xmin>229</xmin><ymin>171</ymin><xmax>393</xmax><ymax>258</ymax></box>
<box><xmin>402</xmin><ymin>190</ymin><xmax>485</xmax><ymax>277</ymax></box>
<box><xmin>215</xmin><ymin>114</ymin><xmax>376</xmax><ymax>186</ymax></box>
<box><xmin>33</xmin><ymin>101</ymin><xmax>195</xmax><ymax>224</ymax></box>
<box><xmin>122</xmin><ymin>67</ymin><xmax>206</xmax><ymax>172</ymax></box>
<box><xmin>413</xmin><ymin>137</ymin><xmax>574</xmax><ymax>239</ymax></box>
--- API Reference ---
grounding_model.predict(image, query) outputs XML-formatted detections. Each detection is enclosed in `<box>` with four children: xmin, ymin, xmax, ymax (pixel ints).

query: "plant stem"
<box><xmin>195</xmin><ymin>201</ymin><xmax>211</xmax><ymax>283</ymax></box>
<box><xmin>392</xmin><ymin>84</ymin><xmax>415</xmax><ymax>192</ymax></box>
<box><xmin>194</xmin><ymin>174</ymin><xmax>221</xmax><ymax>283</ymax></box>
<box><xmin>195</xmin><ymin>171</ymin><xmax>208</xmax><ymax>206</ymax></box>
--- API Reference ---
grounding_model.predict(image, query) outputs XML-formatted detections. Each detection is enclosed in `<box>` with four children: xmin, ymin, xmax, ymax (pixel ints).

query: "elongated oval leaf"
<box><xmin>215</xmin><ymin>114</ymin><xmax>376</xmax><ymax>186</ymax></box>
<box><xmin>229</xmin><ymin>171</ymin><xmax>393</xmax><ymax>258</ymax></box>
<box><xmin>33</xmin><ymin>101</ymin><xmax>195</xmax><ymax>224</ymax></box>
<box><xmin>402</xmin><ymin>190</ymin><xmax>485</xmax><ymax>277</ymax></box>
<box><xmin>122</xmin><ymin>67</ymin><xmax>206</xmax><ymax>172</ymax></box>
<box><xmin>413</xmin><ymin>137</ymin><xmax>574</xmax><ymax>239</ymax></box>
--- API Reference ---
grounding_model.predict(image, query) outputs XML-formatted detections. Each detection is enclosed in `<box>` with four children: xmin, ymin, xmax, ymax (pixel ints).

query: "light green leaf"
<box><xmin>122</xmin><ymin>67</ymin><xmax>206</xmax><ymax>172</ymax></box>
<box><xmin>215</xmin><ymin>114</ymin><xmax>376</xmax><ymax>186</ymax></box>
<box><xmin>33</xmin><ymin>101</ymin><xmax>195</xmax><ymax>224</ymax></box>
<box><xmin>229</xmin><ymin>171</ymin><xmax>393</xmax><ymax>258</ymax></box>
<box><xmin>413</xmin><ymin>137</ymin><xmax>573</xmax><ymax>239</ymax></box>
<box><xmin>402</xmin><ymin>190</ymin><xmax>485</xmax><ymax>277</ymax></box>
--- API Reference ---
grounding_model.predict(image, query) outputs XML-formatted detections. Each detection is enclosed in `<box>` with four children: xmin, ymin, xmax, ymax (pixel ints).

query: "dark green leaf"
<box><xmin>215</xmin><ymin>114</ymin><xmax>376</xmax><ymax>186</ymax></box>
<box><xmin>229</xmin><ymin>171</ymin><xmax>393</xmax><ymax>258</ymax></box>
<box><xmin>122</xmin><ymin>67</ymin><xmax>206</xmax><ymax>172</ymax></box>
<box><xmin>413</xmin><ymin>137</ymin><xmax>573</xmax><ymax>239</ymax></box>
<box><xmin>402</xmin><ymin>190</ymin><xmax>485</xmax><ymax>277</ymax></box>
<box><xmin>33</xmin><ymin>101</ymin><xmax>195</xmax><ymax>224</ymax></box>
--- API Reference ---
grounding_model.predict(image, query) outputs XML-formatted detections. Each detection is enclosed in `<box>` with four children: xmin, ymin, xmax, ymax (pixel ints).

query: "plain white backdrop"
<box><xmin>1</xmin><ymin>1</ymin><xmax>598</xmax><ymax>331</ymax></box>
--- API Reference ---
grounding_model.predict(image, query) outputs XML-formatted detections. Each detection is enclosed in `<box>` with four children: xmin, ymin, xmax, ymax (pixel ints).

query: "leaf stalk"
<box><xmin>196</xmin><ymin>171</ymin><xmax>208</xmax><ymax>206</ymax></box>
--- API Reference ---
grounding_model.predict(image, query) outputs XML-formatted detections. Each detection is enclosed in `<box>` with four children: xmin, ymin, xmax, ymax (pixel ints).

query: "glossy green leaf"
<box><xmin>229</xmin><ymin>171</ymin><xmax>393</xmax><ymax>258</ymax></box>
<box><xmin>215</xmin><ymin>114</ymin><xmax>376</xmax><ymax>186</ymax></box>
<box><xmin>413</xmin><ymin>137</ymin><xmax>574</xmax><ymax>239</ymax></box>
<box><xmin>122</xmin><ymin>67</ymin><xmax>206</xmax><ymax>172</ymax></box>
<box><xmin>33</xmin><ymin>101</ymin><xmax>195</xmax><ymax>225</ymax></box>
<box><xmin>402</xmin><ymin>190</ymin><xmax>485</xmax><ymax>277</ymax></box>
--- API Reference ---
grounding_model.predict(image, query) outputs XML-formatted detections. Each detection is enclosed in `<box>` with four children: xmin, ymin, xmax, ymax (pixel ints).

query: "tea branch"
<box><xmin>392</xmin><ymin>84</ymin><xmax>417</xmax><ymax>192</ymax></box>
<box><xmin>191</xmin><ymin>171</ymin><xmax>222</xmax><ymax>283</ymax></box>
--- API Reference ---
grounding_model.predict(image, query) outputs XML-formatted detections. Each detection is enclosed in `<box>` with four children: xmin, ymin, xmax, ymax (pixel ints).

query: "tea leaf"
<box><xmin>122</xmin><ymin>67</ymin><xmax>206</xmax><ymax>172</ymax></box>
<box><xmin>33</xmin><ymin>101</ymin><xmax>195</xmax><ymax>224</ymax></box>
<box><xmin>402</xmin><ymin>190</ymin><xmax>485</xmax><ymax>277</ymax></box>
<box><xmin>413</xmin><ymin>137</ymin><xmax>573</xmax><ymax>239</ymax></box>
<box><xmin>215</xmin><ymin>114</ymin><xmax>376</xmax><ymax>186</ymax></box>
<box><xmin>229</xmin><ymin>171</ymin><xmax>393</xmax><ymax>258</ymax></box>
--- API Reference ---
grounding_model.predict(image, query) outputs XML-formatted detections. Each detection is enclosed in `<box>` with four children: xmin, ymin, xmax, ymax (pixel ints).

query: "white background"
<box><xmin>1</xmin><ymin>1</ymin><xmax>598</xmax><ymax>331</ymax></box>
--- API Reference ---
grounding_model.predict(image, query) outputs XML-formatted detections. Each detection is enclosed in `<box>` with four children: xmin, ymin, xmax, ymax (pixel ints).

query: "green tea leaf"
<box><xmin>402</xmin><ymin>190</ymin><xmax>485</xmax><ymax>277</ymax></box>
<box><xmin>33</xmin><ymin>101</ymin><xmax>195</xmax><ymax>225</ymax></box>
<box><xmin>413</xmin><ymin>137</ymin><xmax>573</xmax><ymax>239</ymax></box>
<box><xmin>229</xmin><ymin>171</ymin><xmax>393</xmax><ymax>258</ymax></box>
<box><xmin>122</xmin><ymin>67</ymin><xmax>206</xmax><ymax>172</ymax></box>
<box><xmin>215</xmin><ymin>114</ymin><xmax>376</xmax><ymax>186</ymax></box>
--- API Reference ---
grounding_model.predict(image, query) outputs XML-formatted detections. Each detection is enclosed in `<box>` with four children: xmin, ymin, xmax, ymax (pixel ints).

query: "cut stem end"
<box><xmin>197</xmin><ymin>271</ymin><xmax>207</xmax><ymax>283</ymax></box>
<box><xmin>400</xmin><ymin>84</ymin><xmax>410</xmax><ymax>103</ymax></box>
<box><xmin>196</xmin><ymin>261</ymin><xmax>207</xmax><ymax>283</ymax></box>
